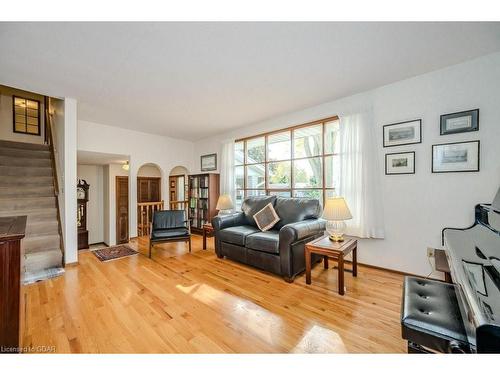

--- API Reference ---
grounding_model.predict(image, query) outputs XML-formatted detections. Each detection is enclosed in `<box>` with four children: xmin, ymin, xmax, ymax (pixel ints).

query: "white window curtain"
<box><xmin>220</xmin><ymin>139</ymin><xmax>236</xmax><ymax>211</ymax></box>
<box><xmin>338</xmin><ymin>112</ymin><xmax>385</xmax><ymax>238</ymax></box>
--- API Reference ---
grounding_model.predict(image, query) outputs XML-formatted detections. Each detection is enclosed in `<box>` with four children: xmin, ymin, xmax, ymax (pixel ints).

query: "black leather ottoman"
<box><xmin>401</xmin><ymin>277</ymin><xmax>469</xmax><ymax>353</ymax></box>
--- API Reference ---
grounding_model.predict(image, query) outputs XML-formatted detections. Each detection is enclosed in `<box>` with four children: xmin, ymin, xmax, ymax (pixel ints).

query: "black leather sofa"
<box><xmin>212</xmin><ymin>196</ymin><xmax>326</xmax><ymax>282</ymax></box>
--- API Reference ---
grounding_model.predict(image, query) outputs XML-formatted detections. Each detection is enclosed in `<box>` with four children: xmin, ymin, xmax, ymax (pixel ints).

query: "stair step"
<box><xmin>23</xmin><ymin>234</ymin><xmax>61</xmax><ymax>254</ymax></box>
<box><xmin>0</xmin><ymin>185</ymin><xmax>54</xmax><ymax>198</ymax></box>
<box><xmin>0</xmin><ymin>196</ymin><xmax>56</xmax><ymax>211</ymax></box>
<box><xmin>0</xmin><ymin>154</ymin><xmax>51</xmax><ymax>168</ymax></box>
<box><xmin>25</xmin><ymin>249</ymin><xmax>63</xmax><ymax>274</ymax></box>
<box><xmin>0</xmin><ymin>147</ymin><xmax>51</xmax><ymax>159</ymax></box>
<box><xmin>0</xmin><ymin>207</ymin><xmax>57</xmax><ymax>222</ymax></box>
<box><xmin>0</xmin><ymin>165</ymin><xmax>53</xmax><ymax>177</ymax></box>
<box><xmin>0</xmin><ymin>175</ymin><xmax>53</xmax><ymax>187</ymax></box>
<box><xmin>0</xmin><ymin>140</ymin><xmax>49</xmax><ymax>151</ymax></box>
<box><xmin>26</xmin><ymin>220</ymin><xmax>59</xmax><ymax>237</ymax></box>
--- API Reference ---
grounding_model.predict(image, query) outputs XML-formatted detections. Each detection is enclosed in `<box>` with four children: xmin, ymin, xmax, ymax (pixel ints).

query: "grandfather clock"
<box><xmin>77</xmin><ymin>179</ymin><xmax>90</xmax><ymax>250</ymax></box>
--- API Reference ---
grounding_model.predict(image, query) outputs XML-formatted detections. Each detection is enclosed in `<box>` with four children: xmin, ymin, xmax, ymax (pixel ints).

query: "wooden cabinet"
<box><xmin>137</xmin><ymin>177</ymin><xmax>161</xmax><ymax>203</ymax></box>
<box><xmin>0</xmin><ymin>216</ymin><xmax>27</xmax><ymax>353</ymax></box>
<box><xmin>188</xmin><ymin>173</ymin><xmax>219</xmax><ymax>233</ymax></box>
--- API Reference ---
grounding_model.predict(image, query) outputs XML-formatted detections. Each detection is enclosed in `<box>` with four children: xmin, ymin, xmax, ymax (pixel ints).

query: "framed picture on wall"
<box><xmin>201</xmin><ymin>153</ymin><xmax>217</xmax><ymax>171</ymax></box>
<box><xmin>385</xmin><ymin>151</ymin><xmax>415</xmax><ymax>175</ymax></box>
<box><xmin>432</xmin><ymin>140</ymin><xmax>480</xmax><ymax>173</ymax></box>
<box><xmin>440</xmin><ymin>109</ymin><xmax>479</xmax><ymax>135</ymax></box>
<box><xmin>383</xmin><ymin>119</ymin><xmax>422</xmax><ymax>147</ymax></box>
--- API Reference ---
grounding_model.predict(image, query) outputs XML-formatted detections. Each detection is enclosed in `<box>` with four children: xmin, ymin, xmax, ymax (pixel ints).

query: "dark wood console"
<box><xmin>0</xmin><ymin>215</ymin><xmax>27</xmax><ymax>353</ymax></box>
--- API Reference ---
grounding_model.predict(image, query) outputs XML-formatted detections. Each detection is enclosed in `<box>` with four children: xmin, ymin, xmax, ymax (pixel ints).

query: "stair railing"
<box><xmin>137</xmin><ymin>201</ymin><xmax>164</xmax><ymax>237</ymax></box>
<box><xmin>45</xmin><ymin>97</ymin><xmax>65</xmax><ymax>263</ymax></box>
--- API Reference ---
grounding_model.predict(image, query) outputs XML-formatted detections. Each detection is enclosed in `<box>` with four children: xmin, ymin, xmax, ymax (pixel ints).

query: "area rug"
<box><xmin>92</xmin><ymin>245</ymin><xmax>138</xmax><ymax>262</ymax></box>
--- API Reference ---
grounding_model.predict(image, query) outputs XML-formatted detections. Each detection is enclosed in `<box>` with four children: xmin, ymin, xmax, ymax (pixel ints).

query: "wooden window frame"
<box><xmin>234</xmin><ymin>116</ymin><xmax>340</xmax><ymax>207</ymax></box>
<box><xmin>12</xmin><ymin>95</ymin><xmax>41</xmax><ymax>136</ymax></box>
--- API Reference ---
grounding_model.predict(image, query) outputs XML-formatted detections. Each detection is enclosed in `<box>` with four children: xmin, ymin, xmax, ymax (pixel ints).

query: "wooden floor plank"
<box><xmin>23</xmin><ymin>235</ymin><xmax>406</xmax><ymax>353</ymax></box>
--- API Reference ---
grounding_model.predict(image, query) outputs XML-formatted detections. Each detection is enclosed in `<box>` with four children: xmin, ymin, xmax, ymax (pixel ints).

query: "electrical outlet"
<box><xmin>427</xmin><ymin>247</ymin><xmax>435</xmax><ymax>258</ymax></box>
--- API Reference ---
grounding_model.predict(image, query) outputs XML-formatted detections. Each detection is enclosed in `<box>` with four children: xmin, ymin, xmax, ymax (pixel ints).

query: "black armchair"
<box><xmin>149</xmin><ymin>210</ymin><xmax>191</xmax><ymax>258</ymax></box>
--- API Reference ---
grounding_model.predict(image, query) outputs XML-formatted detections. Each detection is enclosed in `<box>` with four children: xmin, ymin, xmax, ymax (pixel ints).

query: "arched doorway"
<box><xmin>169</xmin><ymin>166</ymin><xmax>189</xmax><ymax>210</ymax></box>
<box><xmin>137</xmin><ymin>163</ymin><xmax>163</xmax><ymax>237</ymax></box>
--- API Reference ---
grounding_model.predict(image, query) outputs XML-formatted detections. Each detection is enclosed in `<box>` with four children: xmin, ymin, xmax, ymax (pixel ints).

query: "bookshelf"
<box><xmin>188</xmin><ymin>173</ymin><xmax>220</xmax><ymax>233</ymax></box>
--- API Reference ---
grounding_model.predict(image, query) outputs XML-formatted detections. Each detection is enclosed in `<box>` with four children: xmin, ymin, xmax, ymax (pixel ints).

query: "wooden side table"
<box><xmin>305</xmin><ymin>235</ymin><xmax>357</xmax><ymax>295</ymax></box>
<box><xmin>202</xmin><ymin>223</ymin><xmax>214</xmax><ymax>250</ymax></box>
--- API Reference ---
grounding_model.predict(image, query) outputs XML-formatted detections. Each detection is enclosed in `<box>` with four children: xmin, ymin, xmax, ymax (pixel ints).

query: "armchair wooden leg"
<box><xmin>149</xmin><ymin>241</ymin><xmax>152</xmax><ymax>258</ymax></box>
<box><xmin>188</xmin><ymin>237</ymin><xmax>192</xmax><ymax>253</ymax></box>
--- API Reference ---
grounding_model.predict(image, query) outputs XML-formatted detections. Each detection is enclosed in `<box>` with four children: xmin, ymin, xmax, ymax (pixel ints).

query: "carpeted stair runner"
<box><xmin>0</xmin><ymin>140</ymin><xmax>64</xmax><ymax>284</ymax></box>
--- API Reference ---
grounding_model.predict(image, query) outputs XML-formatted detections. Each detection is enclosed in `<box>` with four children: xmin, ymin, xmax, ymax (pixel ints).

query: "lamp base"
<box><xmin>328</xmin><ymin>234</ymin><xmax>345</xmax><ymax>242</ymax></box>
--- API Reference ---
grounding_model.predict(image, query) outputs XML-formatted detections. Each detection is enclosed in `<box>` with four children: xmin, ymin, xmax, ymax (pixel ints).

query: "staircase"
<box><xmin>0</xmin><ymin>139</ymin><xmax>64</xmax><ymax>283</ymax></box>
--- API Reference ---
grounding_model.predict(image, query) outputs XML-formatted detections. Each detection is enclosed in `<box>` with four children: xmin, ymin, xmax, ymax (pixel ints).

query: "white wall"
<box><xmin>0</xmin><ymin>85</ymin><xmax>45</xmax><ymax>144</ymax></box>
<box><xmin>62</xmin><ymin>98</ymin><xmax>78</xmax><ymax>264</ymax></box>
<box><xmin>137</xmin><ymin>164</ymin><xmax>162</xmax><ymax>177</ymax></box>
<box><xmin>77</xmin><ymin>164</ymin><xmax>105</xmax><ymax>244</ymax></box>
<box><xmin>192</xmin><ymin>52</ymin><xmax>500</xmax><ymax>276</ymax></box>
<box><xmin>103</xmin><ymin>165</ymin><xmax>110</xmax><ymax>245</ymax></box>
<box><xmin>77</xmin><ymin>120</ymin><xmax>194</xmax><ymax>238</ymax></box>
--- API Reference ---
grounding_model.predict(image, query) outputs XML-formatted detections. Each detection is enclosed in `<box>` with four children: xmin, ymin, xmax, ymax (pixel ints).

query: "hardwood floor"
<box><xmin>23</xmin><ymin>235</ymin><xmax>406</xmax><ymax>353</ymax></box>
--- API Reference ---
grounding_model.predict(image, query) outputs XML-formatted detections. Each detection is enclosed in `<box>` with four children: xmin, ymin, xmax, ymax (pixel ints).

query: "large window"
<box><xmin>234</xmin><ymin>117</ymin><xmax>340</xmax><ymax>208</ymax></box>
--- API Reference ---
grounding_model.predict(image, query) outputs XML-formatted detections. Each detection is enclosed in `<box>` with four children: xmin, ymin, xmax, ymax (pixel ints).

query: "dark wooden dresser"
<box><xmin>0</xmin><ymin>215</ymin><xmax>27</xmax><ymax>353</ymax></box>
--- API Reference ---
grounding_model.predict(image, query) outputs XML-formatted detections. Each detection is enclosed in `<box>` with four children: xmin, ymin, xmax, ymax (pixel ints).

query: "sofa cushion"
<box><xmin>219</xmin><ymin>225</ymin><xmax>260</xmax><ymax>246</ymax></box>
<box><xmin>246</xmin><ymin>230</ymin><xmax>280</xmax><ymax>255</ymax></box>
<box><xmin>241</xmin><ymin>196</ymin><xmax>277</xmax><ymax>227</ymax></box>
<box><xmin>273</xmin><ymin>197</ymin><xmax>322</xmax><ymax>229</ymax></box>
<box><xmin>253</xmin><ymin>203</ymin><xmax>280</xmax><ymax>231</ymax></box>
<box><xmin>151</xmin><ymin>228</ymin><xmax>189</xmax><ymax>240</ymax></box>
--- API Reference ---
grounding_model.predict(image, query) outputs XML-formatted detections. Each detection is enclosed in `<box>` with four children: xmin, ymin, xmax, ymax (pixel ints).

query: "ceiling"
<box><xmin>1</xmin><ymin>22</ymin><xmax>499</xmax><ymax>141</ymax></box>
<box><xmin>77</xmin><ymin>150</ymin><xmax>128</xmax><ymax>165</ymax></box>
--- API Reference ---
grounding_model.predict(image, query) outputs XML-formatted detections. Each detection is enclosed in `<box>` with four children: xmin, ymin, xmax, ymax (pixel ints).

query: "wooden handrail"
<box><xmin>138</xmin><ymin>201</ymin><xmax>164</xmax><ymax>207</ymax></box>
<box><xmin>169</xmin><ymin>200</ymin><xmax>188</xmax><ymax>209</ymax></box>
<box><xmin>45</xmin><ymin>97</ymin><xmax>64</xmax><ymax>261</ymax></box>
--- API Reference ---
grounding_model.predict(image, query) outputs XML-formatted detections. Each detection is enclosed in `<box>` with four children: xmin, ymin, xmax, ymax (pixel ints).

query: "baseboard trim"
<box><xmin>342</xmin><ymin>260</ymin><xmax>444</xmax><ymax>281</ymax></box>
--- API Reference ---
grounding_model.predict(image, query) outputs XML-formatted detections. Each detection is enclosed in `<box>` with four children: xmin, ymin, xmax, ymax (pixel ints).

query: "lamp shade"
<box><xmin>216</xmin><ymin>194</ymin><xmax>234</xmax><ymax>210</ymax></box>
<box><xmin>322</xmin><ymin>197</ymin><xmax>352</xmax><ymax>221</ymax></box>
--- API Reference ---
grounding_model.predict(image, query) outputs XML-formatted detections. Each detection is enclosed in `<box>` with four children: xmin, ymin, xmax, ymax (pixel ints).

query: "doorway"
<box><xmin>137</xmin><ymin>163</ymin><xmax>163</xmax><ymax>237</ymax></box>
<box><xmin>77</xmin><ymin>150</ymin><xmax>129</xmax><ymax>248</ymax></box>
<box><xmin>169</xmin><ymin>166</ymin><xmax>189</xmax><ymax>210</ymax></box>
<box><xmin>116</xmin><ymin>176</ymin><xmax>129</xmax><ymax>244</ymax></box>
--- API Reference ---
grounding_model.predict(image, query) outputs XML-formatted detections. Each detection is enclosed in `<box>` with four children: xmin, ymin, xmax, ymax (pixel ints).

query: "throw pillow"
<box><xmin>253</xmin><ymin>203</ymin><xmax>280</xmax><ymax>232</ymax></box>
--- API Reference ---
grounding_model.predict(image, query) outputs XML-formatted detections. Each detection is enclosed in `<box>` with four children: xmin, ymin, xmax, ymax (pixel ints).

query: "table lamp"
<box><xmin>323</xmin><ymin>197</ymin><xmax>352</xmax><ymax>242</ymax></box>
<box><xmin>216</xmin><ymin>194</ymin><xmax>234</xmax><ymax>215</ymax></box>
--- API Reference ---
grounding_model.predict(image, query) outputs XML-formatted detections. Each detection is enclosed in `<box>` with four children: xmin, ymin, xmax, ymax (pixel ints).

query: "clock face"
<box><xmin>77</xmin><ymin>187</ymin><xmax>86</xmax><ymax>200</ymax></box>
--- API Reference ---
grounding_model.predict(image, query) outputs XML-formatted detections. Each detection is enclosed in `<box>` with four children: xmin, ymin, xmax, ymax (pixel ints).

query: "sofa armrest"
<box><xmin>279</xmin><ymin>219</ymin><xmax>326</xmax><ymax>244</ymax></box>
<box><xmin>279</xmin><ymin>218</ymin><xmax>326</xmax><ymax>279</ymax></box>
<box><xmin>212</xmin><ymin>212</ymin><xmax>246</xmax><ymax>232</ymax></box>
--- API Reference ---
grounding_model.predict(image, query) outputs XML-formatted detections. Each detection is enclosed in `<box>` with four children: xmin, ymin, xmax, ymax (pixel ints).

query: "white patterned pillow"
<box><xmin>253</xmin><ymin>203</ymin><xmax>280</xmax><ymax>231</ymax></box>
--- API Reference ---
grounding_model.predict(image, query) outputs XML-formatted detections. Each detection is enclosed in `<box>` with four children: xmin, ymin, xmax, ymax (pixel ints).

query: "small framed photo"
<box><xmin>440</xmin><ymin>109</ymin><xmax>479</xmax><ymax>135</ymax></box>
<box><xmin>385</xmin><ymin>152</ymin><xmax>415</xmax><ymax>175</ymax></box>
<box><xmin>200</xmin><ymin>153</ymin><xmax>217</xmax><ymax>171</ymax></box>
<box><xmin>432</xmin><ymin>140</ymin><xmax>480</xmax><ymax>173</ymax></box>
<box><xmin>383</xmin><ymin>119</ymin><xmax>422</xmax><ymax>147</ymax></box>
